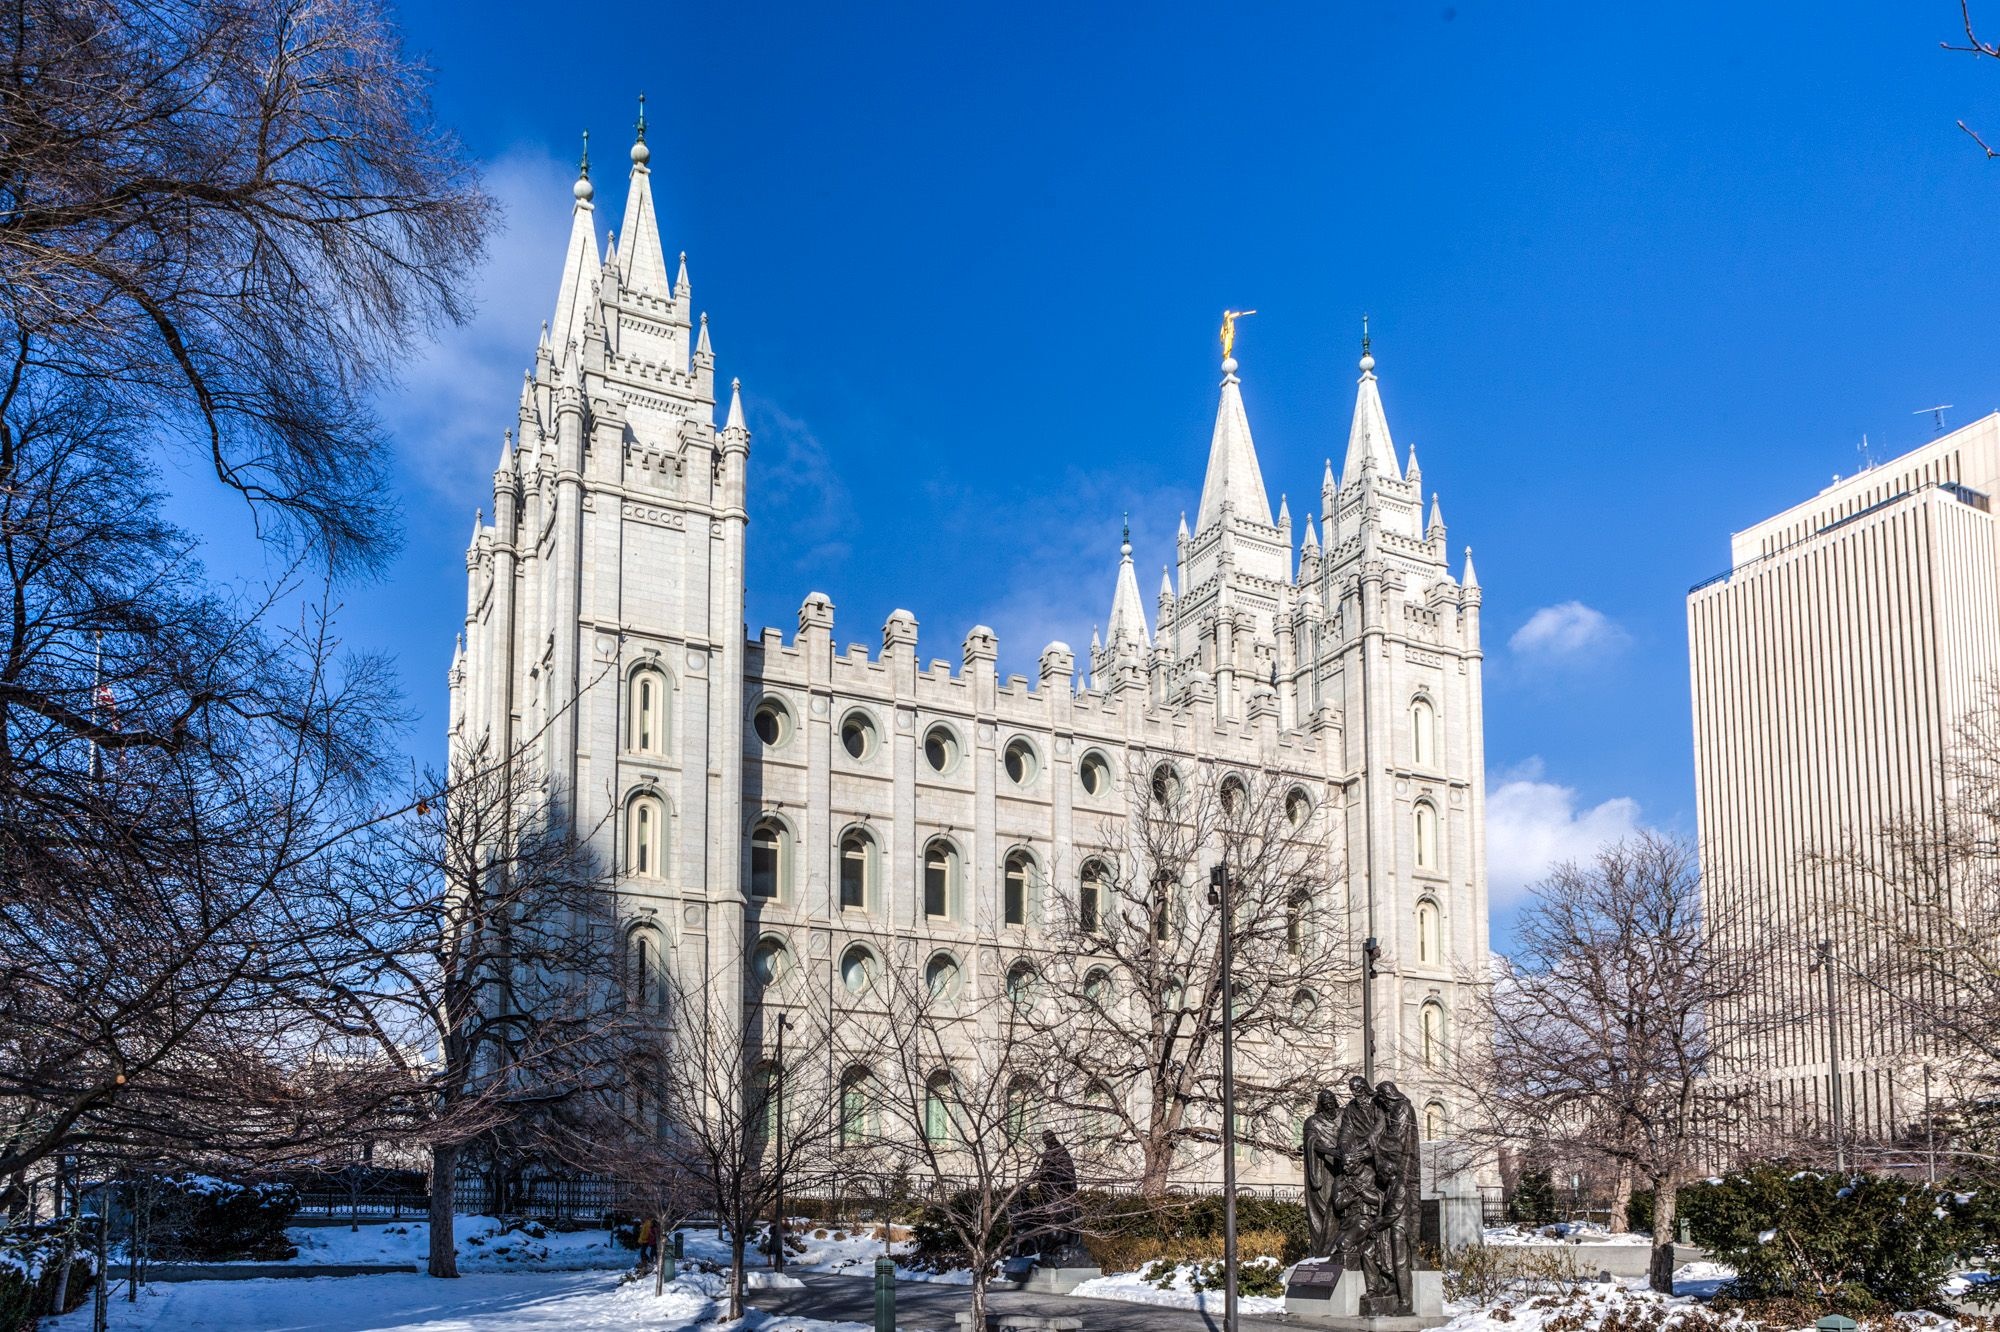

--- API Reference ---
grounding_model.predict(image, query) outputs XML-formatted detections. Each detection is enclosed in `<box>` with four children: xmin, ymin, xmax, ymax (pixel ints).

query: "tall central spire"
<box><xmin>1105</xmin><ymin>514</ymin><xmax>1150</xmax><ymax>653</ymax></box>
<box><xmin>1194</xmin><ymin>337</ymin><xmax>1273</xmax><ymax>530</ymax></box>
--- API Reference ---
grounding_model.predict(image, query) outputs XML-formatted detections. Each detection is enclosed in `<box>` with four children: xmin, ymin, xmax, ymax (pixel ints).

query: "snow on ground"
<box><xmin>1483</xmin><ymin>1223</ymin><xmax>1652</xmax><ymax>1246</ymax></box>
<box><xmin>279</xmin><ymin>1216</ymin><xmax>630</xmax><ymax>1272</ymax></box>
<box><xmin>1069</xmin><ymin>1262</ymin><xmax>1288</xmax><ymax>1316</ymax></box>
<box><xmin>40</xmin><ymin>1269</ymin><xmax>874</xmax><ymax>1332</ymax></box>
<box><xmin>1673</xmin><ymin>1261</ymin><xmax>1737</xmax><ymax>1299</ymax></box>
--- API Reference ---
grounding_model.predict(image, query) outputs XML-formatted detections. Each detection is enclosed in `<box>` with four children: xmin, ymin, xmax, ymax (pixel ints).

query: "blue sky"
<box><xmin>175</xmin><ymin>2</ymin><xmax>2000</xmax><ymax>931</ymax></box>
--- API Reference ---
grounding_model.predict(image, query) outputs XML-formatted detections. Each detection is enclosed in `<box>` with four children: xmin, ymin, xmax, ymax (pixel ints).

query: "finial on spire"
<box><xmin>631</xmin><ymin>93</ymin><xmax>651</xmax><ymax>165</ymax></box>
<box><xmin>1359</xmin><ymin>313</ymin><xmax>1374</xmax><ymax>374</ymax></box>
<box><xmin>1120</xmin><ymin>511</ymin><xmax>1131</xmax><ymax>557</ymax></box>
<box><xmin>573</xmin><ymin>130</ymin><xmax>594</xmax><ymax>202</ymax></box>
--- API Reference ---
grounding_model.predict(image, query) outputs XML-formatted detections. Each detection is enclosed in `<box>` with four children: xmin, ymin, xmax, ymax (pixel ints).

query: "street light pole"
<box><xmin>1210</xmin><ymin>863</ymin><xmax>1240</xmax><ymax>1332</ymax></box>
<box><xmin>772</xmin><ymin>1011</ymin><xmax>790</xmax><ymax>1270</ymax></box>
<box><xmin>1810</xmin><ymin>940</ymin><xmax>1845</xmax><ymax>1173</ymax></box>
<box><xmin>1361</xmin><ymin>937</ymin><xmax>1381</xmax><ymax>1085</ymax></box>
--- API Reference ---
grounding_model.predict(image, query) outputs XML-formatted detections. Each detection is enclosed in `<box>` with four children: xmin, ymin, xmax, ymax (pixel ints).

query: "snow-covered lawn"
<box><xmin>1070</xmin><ymin>1262</ymin><xmax>1287</xmax><ymax>1315</ymax></box>
<box><xmin>278</xmin><ymin>1216</ymin><xmax>631</xmax><ymax>1271</ymax></box>
<box><xmin>40</xmin><ymin>1270</ymin><xmax>874</xmax><ymax>1332</ymax></box>
<box><xmin>1482</xmin><ymin>1222</ymin><xmax>1652</xmax><ymax>1246</ymax></box>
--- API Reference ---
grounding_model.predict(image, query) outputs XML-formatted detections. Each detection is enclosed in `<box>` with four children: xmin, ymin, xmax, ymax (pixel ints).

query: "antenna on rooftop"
<box><xmin>1857</xmin><ymin>433</ymin><xmax>1876</xmax><ymax>470</ymax></box>
<box><xmin>1915</xmin><ymin>404</ymin><xmax>1954</xmax><ymax>435</ymax></box>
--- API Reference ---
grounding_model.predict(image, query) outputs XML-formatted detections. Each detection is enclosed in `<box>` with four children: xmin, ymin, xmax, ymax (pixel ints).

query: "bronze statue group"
<box><xmin>1304</xmin><ymin>1078</ymin><xmax>1422</xmax><ymax>1315</ymax></box>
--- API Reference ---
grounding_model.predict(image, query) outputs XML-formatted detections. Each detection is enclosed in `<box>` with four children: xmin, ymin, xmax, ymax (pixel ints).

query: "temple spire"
<box><xmin>1340</xmin><ymin>321</ymin><xmax>1398</xmax><ymax>484</ymax></box>
<box><xmin>724</xmin><ymin>377</ymin><xmax>747</xmax><ymax>433</ymax></box>
<box><xmin>618</xmin><ymin>94</ymin><xmax>671</xmax><ymax>296</ymax></box>
<box><xmin>1194</xmin><ymin>327</ymin><xmax>1274</xmax><ymax>530</ymax></box>
<box><xmin>549</xmin><ymin>131</ymin><xmax>601</xmax><ymax>365</ymax></box>
<box><xmin>1106</xmin><ymin>516</ymin><xmax>1150</xmax><ymax>651</ymax></box>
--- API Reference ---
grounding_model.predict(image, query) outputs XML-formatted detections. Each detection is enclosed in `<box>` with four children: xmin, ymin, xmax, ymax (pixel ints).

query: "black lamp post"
<box><xmin>1209</xmin><ymin>862</ymin><xmax>1240</xmax><ymax>1332</ymax></box>
<box><xmin>772</xmin><ymin>1011</ymin><xmax>789</xmax><ymax>1270</ymax></box>
<box><xmin>1809</xmin><ymin>940</ymin><xmax>1845</xmax><ymax>1172</ymax></box>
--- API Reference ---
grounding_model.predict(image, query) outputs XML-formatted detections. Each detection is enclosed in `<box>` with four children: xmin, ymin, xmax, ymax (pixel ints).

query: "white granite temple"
<box><xmin>447</xmin><ymin>110</ymin><xmax>1492</xmax><ymax>1182</ymax></box>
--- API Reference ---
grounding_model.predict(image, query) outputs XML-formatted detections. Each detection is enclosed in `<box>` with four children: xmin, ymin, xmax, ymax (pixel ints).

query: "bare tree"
<box><xmin>631</xmin><ymin>958</ymin><xmax>849</xmax><ymax>1318</ymax></box>
<box><xmin>1818</xmin><ymin>684</ymin><xmax>2000</xmax><ymax>1164</ymax></box>
<box><xmin>1460</xmin><ymin>833</ymin><xmax>1790</xmax><ymax>1292</ymax></box>
<box><xmin>872</xmin><ymin>941</ymin><xmax>1103</xmax><ymax>1331</ymax></box>
<box><xmin>0</xmin><ymin>0</ymin><xmax>489</xmax><ymax>570</ymax></box>
<box><xmin>1947</xmin><ymin>2</ymin><xmax>2000</xmax><ymax>159</ymax></box>
<box><xmin>1034</xmin><ymin>763</ymin><xmax>1350</xmax><ymax>1194</ymax></box>
<box><xmin>295</xmin><ymin>740</ymin><xmax>636</xmax><ymax>1278</ymax></box>
<box><xmin>0</xmin><ymin>392</ymin><xmax>408</xmax><ymax>1208</ymax></box>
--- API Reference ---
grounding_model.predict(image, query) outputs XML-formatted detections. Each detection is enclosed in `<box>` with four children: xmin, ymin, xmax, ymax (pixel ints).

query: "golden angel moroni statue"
<box><xmin>1220</xmin><ymin>308</ymin><xmax>1257</xmax><ymax>360</ymax></box>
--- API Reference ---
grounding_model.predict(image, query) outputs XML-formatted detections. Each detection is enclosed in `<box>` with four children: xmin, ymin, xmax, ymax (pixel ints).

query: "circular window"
<box><xmin>840</xmin><ymin>711</ymin><xmax>876</xmax><ymax>760</ymax></box>
<box><xmin>1084</xmin><ymin>967</ymin><xmax>1113</xmax><ymax>1004</ymax></box>
<box><xmin>1005</xmin><ymin>961</ymin><xmax>1037</xmax><ymax>1005</ymax></box>
<box><xmin>1151</xmin><ymin>764</ymin><xmax>1181</xmax><ymax>808</ymax></box>
<box><xmin>752</xmin><ymin>697</ymin><xmax>792</xmax><ymax>748</ymax></box>
<box><xmin>925</xmin><ymin>952</ymin><xmax>962</xmax><ymax>1000</ymax></box>
<box><xmin>1286</xmin><ymin>787</ymin><xmax>1312</xmax><ymax>827</ymax></box>
<box><xmin>751</xmin><ymin>936</ymin><xmax>789</xmax><ymax>985</ymax></box>
<box><xmin>840</xmin><ymin>944</ymin><xmax>876</xmax><ymax>994</ymax></box>
<box><xmin>923</xmin><ymin>724</ymin><xmax>960</xmax><ymax>773</ymax></box>
<box><xmin>1221</xmin><ymin>775</ymin><xmax>1248</xmax><ymax>816</ymax></box>
<box><xmin>1292</xmin><ymin>988</ymin><xmax>1319</xmax><ymax>1025</ymax></box>
<box><xmin>1003</xmin><ymin>737</ymin><xmax>1038</xmax><ymax>786</ymax></box>
<box><xmin>1079</xmin><ymin>751</ymin><xmax>1111</xmax><ymax>797</ymax></box>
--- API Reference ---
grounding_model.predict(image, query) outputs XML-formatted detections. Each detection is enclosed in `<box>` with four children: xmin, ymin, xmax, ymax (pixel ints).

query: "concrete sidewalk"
<box><xmin>746</xmin><ymin>1270</ymin><xmax>1305</xmax><ymax>1331</ymax></box>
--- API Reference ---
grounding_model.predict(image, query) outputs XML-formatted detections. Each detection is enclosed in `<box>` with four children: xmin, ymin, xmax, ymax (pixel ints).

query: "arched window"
<box><xmin>1084</xmin><ymin>1081</ymin><xmax>1117</xmax><ymax>1144</ymax></box>
<box><xmin>1079</xmin><ymin>750</ymin><xmax>1112</xmax><ymax>798</ymax></box>
<box><xmin>839</xmin><ymin>710</ymin><xmax>877</xmax><ymax>760</ymax></box>
<box><xmin>925</xmin><ymin>951</ymin><xmax>962</xmax><ymax>1000</ymax></box>
<box><xmin>1151</xmin><ymin>871</ymin><xmax>1175</xmax><ymax>941</ymax></box>
<box><xmin>1286</xmin><ymin>886</ymin><xmax>1310</xmax><ymax>956</ymax></box>
<box><xmin>1006</xmin><ymin>961</ymin><xmax>1037</xmax><ymax>1008</ymax></box>
<box><xmin>752</xmin><ymin>696</ymin><xmax>793</xmax><ymax>748</ymax></box>
<box><xmin>923</xmin><ymin>724</ymin><xmax>961</xmax><ymax>774</ymax></box>
<box><xmin>1417</xmin><ymin>898</ymin><xmax>1441</xmax><ymax>965</ymax></box>
<box><xmin>1003</xmin><ymin>737</ymin><xmax>1038</xmax><ymax>786</ymax></box>
<box><xmin>839</xmin><ymin>944</ymin><xmax>877</xmax><ymax>995</ymax></box>
<box><xmin>748</xmin><ymin>1061</ymin><xmax>778</xmax><ymax>1147</ymax></box>
<box><xmin>1220</xmin><ymin>774</ymin><xmax>1247</xmax><ymax>817</ymax></box>
<box><xmin>628</xmin><ymin>794</ymin><xmax>666</xmax><ymax>879</ymax></box>
<box><xmin>1410</xmin><ymin>695</ymin><xmax>1436</xmax><ymax>769</ymax></box>
<box><xmin>1005</xmin><ymin>1077</ymin><xmax>1036</xmax><ymax>1143</ymax></box>
<box><xmin>1003</xmin><ymin>850</ymin><xmax>1033</xmax><ymax>928</ymax></box>
<box><xmin>839</xmin><ymin>1066</ymin><xmax>875</xmax><ymax>1148</ymax></box>
<box><xmin>1084</xmin><ymin>967</ymin><xmax>1114</xmax><ymax>1005</ymax></box>
<box><xmin>1424</xmin><ymin>1101</ymin><xmax>1448</xmax><ymax>1141</ymax></box>
<box><xmin>839</xmin><ymin>828</ymin><xmax>874</xmax><ymax>911</ymax></box>
<box><xmin>924</xmin><ymin>1071</ymin><xmax>953</xmax><ymax>1144</ymax></box>
<box><xmin>628</xmin><ymin>928</ymin><xmax>666</xmax><ymax>1014</ymax></box>
<box><xmin>1421</xmin><ymin>1000</ymin><xmax>1446</xmax><ymax>1069</ymax></box>
<box><xmin>1079</xmin><ymin>858</ymin><xmax>1110</xmax><ymax>933</ymax></box>
<box><xmin>1151</xmin><ymin>763</ymin><xmax>1181</xmax><ymax>809</ymax></box>
<box><xmin>750</xmin><ymin>935</ymin><xmax>790</xmax><ymax>987</ymax></box>
<box><xmin>924</xmin><ymin>838</ymin><xmax>959</xmax><ymax>919</ymax></box>
<box><xmin>630</xmin><ymin>666</ymin><xmax>670</xmax><ymax>755</ymax></box>
<box><xmin>1292</xmin><ymin>988</ymin><xmax>1319</xmax><ymax>1028</ymax></box>
<box><xmin>1286</xmin><ymin>787</ymin><xmax>1313</xmax><ymax>829</ymax></box>
<box><xmin>1414</xmin><ymin>802</ymin><xmax>1439</xmax><ymax>872</ymax></box>
<box><xmin>749</xmin><ymin>818</ymin><xmax>788</xmax><ymax>899</ymax></box>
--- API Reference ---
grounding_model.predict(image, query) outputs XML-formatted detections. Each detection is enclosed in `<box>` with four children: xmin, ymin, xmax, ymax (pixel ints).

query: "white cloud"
<box><xmin>381</xmin><ymin>145</ymin><xmax>575</xmax><ymax>504</ymax></box>
<box><xmin>1485</xmin><ymin>757</ymin><xmax>1645</xmax><ymax>905</ymax></box>
<box><xmin>1508</xmin><ymin>601</ymin><xmax>1628</xmax><ymax>659</ymax></box>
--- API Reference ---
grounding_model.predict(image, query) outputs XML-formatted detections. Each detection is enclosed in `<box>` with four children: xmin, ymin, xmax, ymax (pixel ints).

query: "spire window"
<box><xmin>628</xmin><ymin>794</ymin><xmax>666</xmax><ymax>879</ymax></box>
<box><xmin>1079</xmin><ymin>859</ymin><xmax>1111</xmax><ymax>933</ymax></box>
<box><xmin>1411</xmin><ymin>696</ymin><xmax>1436</xmax><ymax>770</ymax></box>
<box><xmin>1421</xmin><ymin>1000</ymin><xmax>1446</xmax><ymax>1068</ymax></box>
<box><xmin>629</xmin><ymin>666</ymin><xmax>670</xmax><ymax>755</ymax></box>
<box><xmin>1417</xmin><ymin>898</ymin><xmax>1442</xmax><ymax>965</ymax></box>
<box><xmin>1003</xmin><ymin>850</ymin><xmax>1033</xmax><ymax>928</ymax></box>
<box><xmin>924</xmin><ymin>838</ymin><xmax>960</xmax><ymax>919</ymax></box>
<box><xmin>1414</xmin><ymin>801</ymin><xmax>1440</xmax><ymax>872</ymax></box>
<box><xmin>839</xmin><ymin>828</ymin><xmax>875</xmax><ymax>911</ymax></box>
<box><xmin>750</xmin><ymin>818</ymin><xmax>789</xmax><ymax>900</ymax></box>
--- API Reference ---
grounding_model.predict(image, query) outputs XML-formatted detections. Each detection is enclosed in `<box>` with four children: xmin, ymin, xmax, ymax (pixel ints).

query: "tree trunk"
<box><xmin>1608</xmin><ymin>1163</ymin><xmax>1632</xmax><ymax>1235</ymax></box>
<box><xmin>729</xmin><ymin>1227</ymin><xmax>747</xmax><ymax>1318</ymax></box>
<box><xmin>427</xmin><ymin>1143</ymin><xmax>461</xmax><ymax>1279</ymax></box>
<box><xmin>1647</xmin><ymin>1178</ymin><xmax>1677</xmax><ymax>1294</ymax></box>
<box><xmin>654</xmin><ymin>1212</ymin><xmax>667</xmax><ymax>1296</ymax></box>
<box><xmin>1139</xmin><ymin>1138</ymin><xmax>1174</xmax><ymax>1196</ymax></box>
<box><xmin>970</xmin><ymin>1268</ymin><xmax>989</xmax><ymax>1330</ymax></box>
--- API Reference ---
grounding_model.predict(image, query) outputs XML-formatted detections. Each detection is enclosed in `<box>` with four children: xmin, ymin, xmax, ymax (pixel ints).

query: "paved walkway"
<box><xmin>747</xmin><ymin>1270</ymin><xmax>1306</xmax><ymax>1332</ymax></box>
<box><xmin>107</xmin><ymin>1261</ymin><xmax>420</xmax><ymax>1282</ymax></box>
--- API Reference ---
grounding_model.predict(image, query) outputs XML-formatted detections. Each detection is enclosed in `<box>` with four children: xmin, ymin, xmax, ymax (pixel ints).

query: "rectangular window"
<box><xmin>750</xmin><ymin>835</ymin><xmax>779</xmax><ymax>899</ymax></box>
<box><xmin>925</xmin><ymin>854</ymin><xmax>948</xmax><ymax>917</ymax></box>
<box><xmin>840</xmin><ymin>847</ymin><xmax>866</xmax><ymax>910</ymax></box>
<box><xmin>1004</xmin><ymin>867</ymin><xmax>1026</xmax><ymax>926</ymax></box>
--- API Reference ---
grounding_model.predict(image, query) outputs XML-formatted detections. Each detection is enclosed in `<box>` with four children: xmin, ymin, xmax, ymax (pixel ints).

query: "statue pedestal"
<box><xmin>1285</xmin><ymin>1262</ymin><xmax>1446</xmax><ymax>1330</ymax></box>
